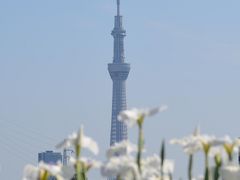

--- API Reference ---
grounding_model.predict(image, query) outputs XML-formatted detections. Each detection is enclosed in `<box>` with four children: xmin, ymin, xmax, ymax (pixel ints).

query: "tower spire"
<box><xmin>117</xmin><ymin>0</ymin><xmax>120</xmax><ymax>16</ymax></box>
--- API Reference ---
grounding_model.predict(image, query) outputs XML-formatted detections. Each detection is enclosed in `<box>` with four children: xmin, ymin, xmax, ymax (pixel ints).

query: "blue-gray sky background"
<box><xmin>1</xmin><ymin>0</ymin><xmax>240</xmax><ymax>179</ymax></box>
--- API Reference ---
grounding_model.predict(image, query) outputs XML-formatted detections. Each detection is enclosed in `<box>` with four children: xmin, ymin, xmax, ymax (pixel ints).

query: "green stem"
<box><xmin>214</xmin><ymin>155</ymin><xmax>222</xmax><ymax>180</ymax></box>
<box><xmin>214</xmin><ymin>166</ymin><xmax>220</xmax><ymax>180</ymax></box>
<box><xmin>188</xmin><ymin>154</ymin><xmax>193</xmax><ymax>180</ymax></box>
<box><xmin>76</xmin><ymin>145</ymin><xmax>83</xmax><ymax>180</ymax></box>
<box><xmin>204</xmin><ymin>153</ymin><xmax>209</xmax><ymax>180</ymax></box>
<box><xmin>76</xmin><ymin>144</ymin><xmax>81</xmax><ymax>159</ymax></box>
<box><xmin>117</xmin><ymin>175</ymin><xmax>121</xmax><ymax>180</ymax></box>
<box><xmin>137</xmin><ymin>125</ymin><xmax>144</xmax><ymax>174</ymax></box>
<box><xmin>82</xmin><ymin>164</ymin><xmax>87</xmax><ymax>180</ymax></box>
<box><xmin>228</xmin><ymin>153</ymin><xmax>233</xmax><ymax>162</ymax></box>
<box><xmin>76</xmin><ymin>161</ymin><xmax>82</xmax><ymax>180</ymax></box>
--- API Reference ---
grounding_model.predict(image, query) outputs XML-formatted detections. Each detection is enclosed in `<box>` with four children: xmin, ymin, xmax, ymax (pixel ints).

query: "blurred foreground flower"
<box><xmin>56</xmin><ymin>126</ymin><xmax>99</xmax><ymax>180</ymax></box>
<box><xmin>170</xmin><ymin>127</ymin><xmax>201</xmax><ymax>180</ymax></box>
<box><xmin>141</xmin><ymin>154</ymin><xmax>174</xmax><ymax>180</ymax></box>
<box><xmin>70</xmin><ymin>157</ymin><xmax>101</xmax><ymax>170</ymax></box>
<box><xmin>221</xmin><ymin>165</ymin><xmax>240</xmax><ymax>180</ymax></box>
<box><xmin>56</xmin><ymin>126</ymin><xmax>99</xmax><ymax>156</ymax></box>
<box><xmin>219</xmin><ymin>136</ymin><xmax>240</xmax><ymax>162</ymax></box>
<box><xmin>118</xmin><ymin>106</ymin><xmax>168</xmax><ymax>127</ymax></box>
<box><xmin>118</xmin><ymin>106</ymin><xmax>168</xmax><ymax>174</ymax></box>
<box><xmin>23</xmin><ymin>162</ymin><xmax>63</xmax><ymax>180</ymax></box>
<box><xmin>21</xmin><ymin>104</ymin><xmax>240</xmax><ymax>180</ymax></box>
<box><xmin>106</xmin><ymin>140</ymin><xmax>137</xmax><ymax>159</ymax></box>
<box><xmin>170</xmin><ymin>127</ymin><xmax>227</xmax><ymax>180</ymax></box>
<box><xmin>101</xmin><ymin>155</ymin><xmax>139</xmax><ymax>180</ymax></box>
<box><xmin>170</xmin><ymin>137</ymin><xmax>201</xmax><ymax>155</ymax></box>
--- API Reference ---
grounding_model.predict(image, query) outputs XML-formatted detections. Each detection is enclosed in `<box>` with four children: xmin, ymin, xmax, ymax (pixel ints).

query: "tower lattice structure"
<box><xmin>108</xmin><ymin>0</ymin><xmax>130</xmax><ymax>146</ymax></box>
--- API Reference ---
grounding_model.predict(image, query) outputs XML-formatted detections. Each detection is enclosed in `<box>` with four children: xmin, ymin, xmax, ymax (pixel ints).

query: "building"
<box><xmin>63</xmin><ymin>148</ymin><xmax>74</xmax><ymax>166</ymax></box>
<box><xmin>108</xmin><ymin>0</ymin><xmax>130</xmax><ymax>146</ymax></box>
<box><xmin>38</xmin><ymin>150</ymin><xmax>62</xmax><ymax>165</ymax></box>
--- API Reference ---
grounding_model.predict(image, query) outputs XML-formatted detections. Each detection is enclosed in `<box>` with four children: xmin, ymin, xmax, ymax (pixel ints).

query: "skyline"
<box><xmin>1</xmin><ymin>0</ymin><xmax>240</xmax><ymax>179</ymax></box>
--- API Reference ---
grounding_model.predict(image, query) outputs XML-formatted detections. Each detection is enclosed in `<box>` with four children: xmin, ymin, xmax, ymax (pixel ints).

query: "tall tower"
<box><xmin>108</xmin><ymin>0</ymin><xmax>130</xmax><ymax>146</ymax></box>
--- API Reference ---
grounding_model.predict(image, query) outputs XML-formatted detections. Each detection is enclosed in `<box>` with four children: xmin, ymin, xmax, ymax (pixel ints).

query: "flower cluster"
<box><xmin>22</xmin><ymin>106</ymin><xmax>240</xmax><ymax>180</ymax></box>
<box><xmin>170</xmin><ymin>127</ymin><xmax>240</xmax><ymax>180</ymax></box>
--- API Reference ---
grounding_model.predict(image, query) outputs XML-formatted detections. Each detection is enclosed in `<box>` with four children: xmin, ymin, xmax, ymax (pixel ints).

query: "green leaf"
<box><xmin>160</xmin><ymin>139</ymin><xmax>165</xmax><ymax>168</ymax></box>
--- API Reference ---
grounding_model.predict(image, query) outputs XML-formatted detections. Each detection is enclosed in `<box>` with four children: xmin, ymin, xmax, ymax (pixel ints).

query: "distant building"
<box><xmin>38</xmin><ymin>150</ymin><xmax>62</xmax><ymax>165</ymax></box>
<box><xmin>63</xmin><ymin>149</ymin><xmax>74</xmax><ymax>166</ymax></box>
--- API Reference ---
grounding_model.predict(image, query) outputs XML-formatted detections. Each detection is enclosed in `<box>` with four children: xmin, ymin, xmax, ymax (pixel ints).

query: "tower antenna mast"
<box><xmin>117</xmin><ymin>0</ymin><xmax>120</xmax><ymax>15</ymax></box>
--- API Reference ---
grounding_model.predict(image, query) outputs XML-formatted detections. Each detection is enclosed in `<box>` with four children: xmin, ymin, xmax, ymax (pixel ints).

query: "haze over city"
<box><xmin>1</xmin><ymin>0</ymin><xmax>240</xmax><ymax>179</ymax></box>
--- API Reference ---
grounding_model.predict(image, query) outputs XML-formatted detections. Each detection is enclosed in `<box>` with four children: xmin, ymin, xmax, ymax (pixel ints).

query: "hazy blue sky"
<box><xmin>1</xmin><ymin>0</ymin><xmax>240</xmax><ymax>179</ymax></box>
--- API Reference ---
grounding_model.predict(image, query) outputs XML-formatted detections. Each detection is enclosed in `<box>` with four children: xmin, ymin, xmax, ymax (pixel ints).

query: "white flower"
<box><xmin>221</xmin><ymin>165</ymin><xmax>240</xmax><ymax>180</ymax></box>
<box><xmin>38</xmin><ymin>162</ymin><xmax>62</xmax><ymax>177</ymax></box>
<box><xmin>61</xmin><ymin>165</ymin><xmax>75</xmax><ymax>180</ymax></box>
<box><xmin>141</xmin><ymin>154</ymin><xmax>174</xmax><ymax>179</ymax></box>
<box><xmin>181</xmin><ymin>138</ymin><xmax>202</xmax><ymax>155</ymax></box>
<box><xmin>142</xmin><ymin>154</ymin><xmax>161</xmax><ymax>170</ymax></box>
<box><xmin>69</xmin><ymin>157</ymin><xmax>101</xmax><ymax>169</ymax></box>
<box><xmin>170</xmin><ymin>128</ymin><xmax>202</xmax><ymax>155</ymax></box>
<box><xmin>170</xmin><ymin>127</ymin><xmax>225</xmax><ymax>155</ymax></box>
<box><xmin>22</xmin><ymin>162</ymin><xmax>63</xmax><ymax>180</ymax></box>
<box><xmin>220</xmin><ymin>136</ymin><xmax>240</xmax><ymax>155</ymax></box>
<box><xmin>106</xmin><ymin>140</ymin><xmax>137</xmax><ymax>159</ymax></box>
<box><xmin>56</xmin><ymin>126</ymin><xmax>99</xmax><ymax>155</ymax></box>
<box><xmin>61</xmin><ymin>156</ymin><xmax>101</xmax><ymax>180</ymax></box>
<box><xmin>208</xmin><ymin>146</ymin><xmax>228</xmax><ymax>161</ymax></box>
<box><xmin>162</xmin><ymin>159</ymin><xmax>174</xmax><ymax>175</ymax></box>
<box><xmin>196</xmin><ymin>135</ymin><xmax>230</xmax><ymax>156</ymax></box>
<box><xmin>222</xmin><ymin>136</ymin><xmax>240</xmax><ymax>145</ymax></box>
<box><xmin>197</xmin><ymin>135</ymin><xmax>225</xmax><ymax>147</ymax></box>
<box><xmin>141</xmin><ymin>155</ymin><xmax>161</xmax><ymax>178</ymax></box>
<box><xmin>207</xmin><ymin>136</ymin><xmax>239</xmax><ymax>161</ymax></box>
<box><xmin>22</xmin><ymin>164</ymin><xmax>39</xmax><ymax>180</ymax></box>
<box><xmin>101</xmin><ymin>155</ymin><xmax>139</xmax><ymax>179</ymax></box>
<box><xmin>118</xmin><ymin>105</ymin><xmax>168</xmax><ymax>127</ymax></box>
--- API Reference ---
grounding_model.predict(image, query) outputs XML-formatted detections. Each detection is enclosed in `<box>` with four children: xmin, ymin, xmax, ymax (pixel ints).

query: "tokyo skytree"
<box><xmin>108</xmin><ymin>0</ymin><xmax>130</xmax><ymax>146</ymax></box>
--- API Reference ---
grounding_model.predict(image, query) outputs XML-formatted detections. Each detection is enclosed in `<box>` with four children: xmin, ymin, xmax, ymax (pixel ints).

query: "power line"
<box><xmin>0</xmin><ymin>119</ymin><xmax>59</xmax><ymax>145</ymax></box>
